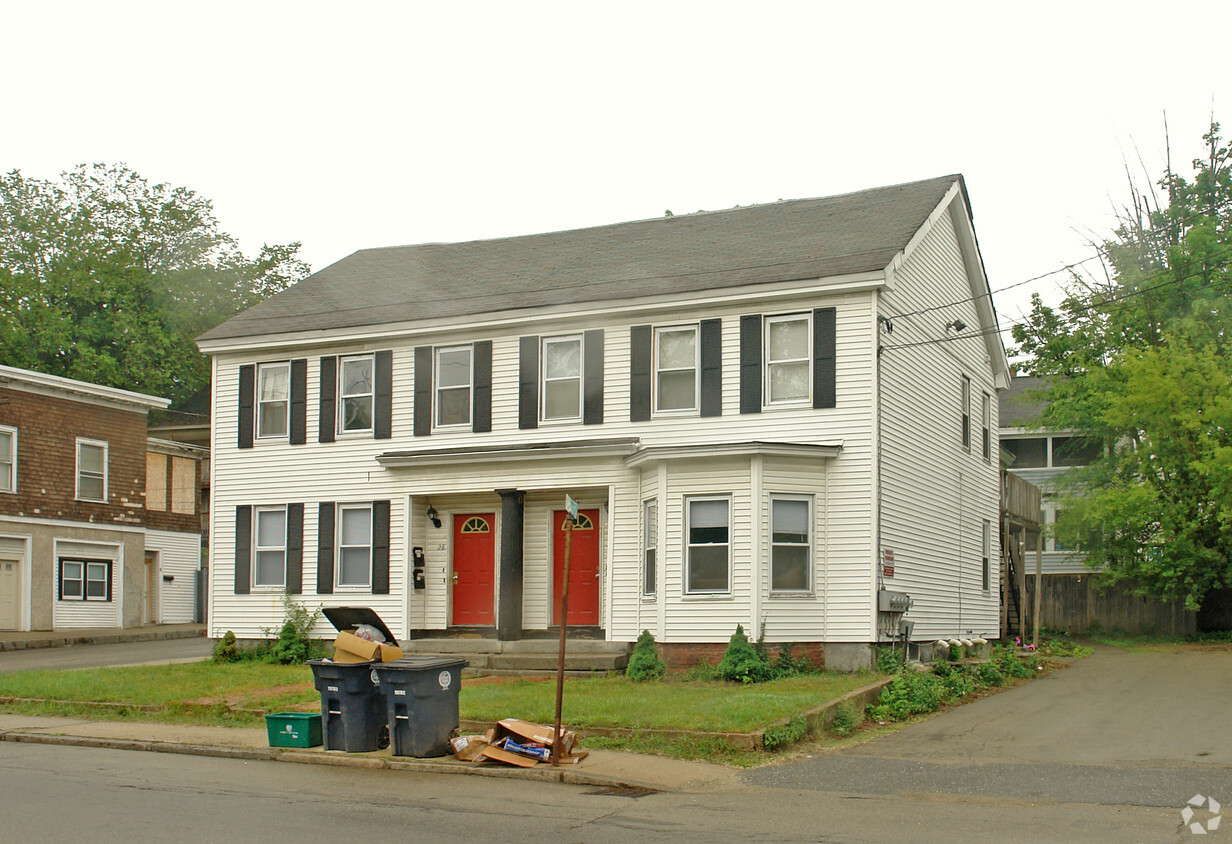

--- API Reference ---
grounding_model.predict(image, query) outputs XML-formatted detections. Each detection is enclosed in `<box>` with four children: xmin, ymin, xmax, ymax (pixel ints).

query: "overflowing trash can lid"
<box><xmin>374</xmin><ymin>656</ymin><xmax>469</xmax><ymax>672</ymax></box>
<box><xmin>321</xmin><ymin>606</ymin><xmax>398</xmax><ymax>643</ymax></box>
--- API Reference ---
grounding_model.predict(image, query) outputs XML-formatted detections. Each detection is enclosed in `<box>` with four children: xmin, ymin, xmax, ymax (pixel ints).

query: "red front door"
<box><xmin>553</xmin><ymin>509</ymin><xmax>600</xmax><ymax>626</ymax></box>
<box><xmin>452</xmin><ymin>513</ymin><xmax>495</xmax><ymax>626</ymax></box>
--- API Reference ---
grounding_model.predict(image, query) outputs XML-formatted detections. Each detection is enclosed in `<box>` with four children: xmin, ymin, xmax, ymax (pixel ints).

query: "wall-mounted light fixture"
<box><xmin>426</xmin><ymin>504</ymin><xmax>442</xmax><ymax>529</ymax></box>
<box><xmin>945</xmin><ymin>319</ymin><xmax>967</xmax><ymax>333</ymax></box>
<box><xmin>877</xmin><ymin>315</ymin><xmax>894</xmax><ymax>334</ymax></box>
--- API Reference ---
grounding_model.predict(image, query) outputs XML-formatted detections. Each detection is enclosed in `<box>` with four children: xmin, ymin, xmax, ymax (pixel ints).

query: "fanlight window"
<box><xmin>461</xmin><ymin>517</ymin><xmax>490</xmax><ymax>534</ymax></box>
<box><xmin>572</xmin><ymin>513</ymin><xmax>594</xmax><ymax>530</ymax></box>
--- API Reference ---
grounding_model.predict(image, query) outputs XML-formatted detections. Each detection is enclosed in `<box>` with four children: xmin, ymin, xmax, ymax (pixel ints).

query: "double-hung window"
<box><xmin>961</xmin><ymin>375</ymin><xmax>972</xmax><ymax>451</ymax></box>
<box><xmin>686</xmin><ymin>497</ymin><xmax>730</xmax><ymax>593</ymax></box>
<box><xmin>642</xmin><ymin>499</ymin><xmax>657</xmax><ymax>597</ymax></box>
<box><xmin>257</xmin><ymin>362</ymin><xmax>290</xmax><ymax>438</ymax></box>
<box><xmin>339</xmin><ymin>355</ymin><xmax>374</xmax><ymax>433</ymax></box>
<box><xmin>435</xmin><ymin>345</ymin><xmax>472</xmax><ymax>428</ymax></box>
<box><xmin>771</xmin><ymin>496</ymin><xmax>811</xmax><ymax>593</ymax></box>
<box><xmin>765</xmin><ymin>314</ymin><xmax>810</xmax><ymax>404</ymax></box>
<box><xmin>982</xmin><ymin>519</ymin><xmax>991</xmax><ymax>590</ymax></box>
<box><xmin>654</xmin><ymin>326</ymin><xmax>698</xmax><ymax>413</ymax></box>
<box><xmin>981</xmin><ymin>392</ymin><xmax>991</xmax><ymax>461</ymax></box>
<box><xmin>76</xmin><ymin>438</ymin><xmax>107</xmax><ymax>502</ymax></box>
<box><xmin>0</xmin><ymin>425</ymin><xmax>15</xmax><ymax>493</ymax></box>
<box><xmin>59</xmin><ymin>559</ymin><xmax>110</xmax><ymax>601</ymax></box>
<box><xmin>253</xmin><ymin>506</ymin><xmax>287</xmax><ymax>588</ymax></box>
<box><xmin>337</xmin><ymin>504</ymin><xmax>373</xmax><ymax>588</ymax></box>
<box><xmin>542</xmin><ymin>335</ymin><xmax>582</xmax><ymax>421</ymax></box>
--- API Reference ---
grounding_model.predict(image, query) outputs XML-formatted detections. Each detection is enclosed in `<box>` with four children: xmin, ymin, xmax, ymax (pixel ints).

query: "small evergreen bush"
<box><xmin>716</xmin><ymin>625</ymin><xmax>773</xmax><ymax>683</ymax></box>
<box><xmin>626</xmin><ymin>630</ymin><xmax>667</xmax><ymax>682</ymax></box>
<box><xmin>212</xmin><ymin>631</ymin><xmax>240</xmax><ymax>663</ymax></box>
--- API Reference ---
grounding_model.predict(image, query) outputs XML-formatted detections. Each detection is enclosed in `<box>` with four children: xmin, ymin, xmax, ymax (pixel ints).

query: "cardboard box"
<box><xmin>470</xmin><ymin>719</ymin><xmax>587</xmax><ymax>767</ymax></box>
<box><xmin>494</xmin><ymin>719</ymin><xmax>576</xmax><ymax>756</ymax></box>
<box><xmin>450</xmin><ymin>735</ymin><xmax>490</xmax><ymax>762</ymax></box>
<box><xmin>332</xmin><ymin>629</ymin><xmax>403</xmax><ymax>664</ymax></box>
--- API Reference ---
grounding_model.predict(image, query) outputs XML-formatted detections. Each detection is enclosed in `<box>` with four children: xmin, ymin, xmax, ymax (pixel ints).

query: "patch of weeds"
<box><xmin>828</xmin><ymin>700</ymin><xmax>862</xmax><ymax>737</ymax></box>
<box><xmin>763</xmin><ymin>716</ymin><xmax>808</xmax><ymax>751</ymax></box>
<box><xmin>683</xmin><ymin>660</ymin><xmax>719</xmax><ymax>682</ymax></box>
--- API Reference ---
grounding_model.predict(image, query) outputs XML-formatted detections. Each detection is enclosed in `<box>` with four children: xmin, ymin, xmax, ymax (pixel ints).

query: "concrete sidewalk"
<box><xmin>0</xmin><ymin>713</ymin><xmax>741</xmax><ymax>794</ymax></box>
<box><xmin>0</xmin><ymin>624</ymin><xmax>205</xmax><ymax>652</ymax></box>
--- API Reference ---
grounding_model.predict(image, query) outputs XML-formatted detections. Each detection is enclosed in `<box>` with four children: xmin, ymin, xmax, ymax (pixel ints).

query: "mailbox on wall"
<box><xmin>412</xmin><ymin>546</ymin><xmax>426</xmax><ymax>591</ymax></box>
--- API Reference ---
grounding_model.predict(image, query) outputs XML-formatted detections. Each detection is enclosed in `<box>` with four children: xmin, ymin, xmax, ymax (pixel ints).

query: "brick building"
<box><xmin>0</xmin><ymin>365</ymin><xmax>204</xmax><ymax>631</ymax></box>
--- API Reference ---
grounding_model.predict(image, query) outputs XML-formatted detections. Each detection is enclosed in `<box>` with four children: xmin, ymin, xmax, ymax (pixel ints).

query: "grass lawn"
<box><xmin>0</xmin><ymin>662</ymin><xmax>881</xmax><ymax>760</ymax></box>
<box><xmin>1088</xmin><ymin>630</ymin><xmax>1232</xmax><ymax>653</ymax></box>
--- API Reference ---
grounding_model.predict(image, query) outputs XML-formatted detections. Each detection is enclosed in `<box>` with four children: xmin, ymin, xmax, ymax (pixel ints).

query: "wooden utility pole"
<box><xmin>550</xmin><ymin>512</ymin><xmax>574</xmax><ymax>765</ymax></box>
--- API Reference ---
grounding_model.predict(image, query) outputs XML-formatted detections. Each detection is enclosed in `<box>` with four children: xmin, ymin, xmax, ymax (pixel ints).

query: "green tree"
<box><xmin>0</xmin><ymin>163</ymin><xmax>309</xmax><ymax>405</ymax></box>
<box><xmin>1012</xmin><ymin>123</ymin><xmax>1232</xmax><ymax>609</ymax></box>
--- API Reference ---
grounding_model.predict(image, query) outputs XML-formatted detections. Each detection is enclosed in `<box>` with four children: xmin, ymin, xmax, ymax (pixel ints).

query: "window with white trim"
<box><xmin>337</xmin><ymin>504</ymin><xmax>373</xmax><ymax>588</ymax></box>
<box><xmin>765</xmin><ymin>314</ymin><xmax>810</xmax><ymax>405</ymax></box>
<box><xmin>253</xmin><ymin>506</ymin><xmax>287</xmax><ymax>587</ymax></box>
<box><xmin>654</xmin><ymin>326</ymin><xmax>698</xmax><ymax>413</ymax></box>
<box><xmin>59</xmin><ymin>558</ymin><xmax>111</xmax><ymax>601</ymax></box>
<box><xmin>961</xmin><ymin>375</ymin><xmax>971</xmax><ymax>451</ymax></box>
<box><xmin>771</xmin><ymin>496</ymin><xmax>811</xmax><ymax>592</ymax></box>
<box><xmin>257</xmin><ymin>362</ymin><xmax>290</xmax><ymax>438</ymax></box>
<box><xmin>541</xmin><ymin>335</ymin><xmax>582</xmax><ymax>421</ymax></box>
<box><xmin>642</xmin><ymin>499</ymin><xmax>657</xmax><ymax>597</ymax></box>
<box><xmin>685</xmin><ymin>497</ymin><xmax>730</xmax><ymax>593</ymax></box>
<box><xmin>76</xmin><ymin>439</ymin><xmax>108</xmax><ymax>502</ymax></box>
<box><xmin>435</xmin><ymin>345</ymin><xmax>472</xmax><ymax>428</ymax></box>
<box><xmin>981</xmin><ymin>392</ymin><xmax>991</xmax><ymax>461</ymax></box>
<box><xmin>982</xmin><ymin>519</ymin><xmax>991</xmax><ymax>591</ymax></box>
<box><xmin>339</xmin><ymin>354</ymin><xmax>374</xmax><ymax>433</ymax></box>
<box><xmin>0</xmin><ymin>425</ymin><xmax>15</xmax><ymax>493</ymax></box>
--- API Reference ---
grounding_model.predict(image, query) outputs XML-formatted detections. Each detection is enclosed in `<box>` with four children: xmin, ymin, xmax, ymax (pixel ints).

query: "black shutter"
<box><xmin>739</xmin><ymin>315</ymin><xmax>762</xmax><ymax>414</ymax></box>
<box><xmin>316</xmin><ymin>502</ymin><xmax>335</xmax><ymax>594</ymax></box>
<box><xmin>372</xmin><ymin>500</ymin><xmax>391</xmax><ymax>595</ymax></box>
<box><xmin>289</xmin><ymin>358</ymin><xmax>307</xmax><ymax>445</ymax></box>
<box><xmin>518</xmin><ymin>336</ymin><xmax>539</xmax><ymax>429</ymax></box>
<box><xmin>105</xmin><ymin>561</ymin><xmax>113</xmax><ymax>602</ymax></box>
<box><xmin>414</xmin><ymin>346</ymin><xmax>432</xmax><ymax>437</ymax></box>
<box><xmin>234</xmin><ymin>505</ymin><xmax>252</xmax><ymax>595</ymax></box>
<box><xmin>630</xmin><ymin>325</ymin><xmax>652</xmax><ymax>422</ymax></box>
<box><xmin>286</xmin><ymin>503</ymin><xmax>304</xmax><ymax>594</ymax></box>
<box><xmin>813</xmin><ymin>307</ymin><xmax>836</xmax><ymax>409</ymax></box>
<box><xmin>238</xmin><ymin>365</ymin><xmax>255</xmax><ymax>449</ymax></box>
<box><xmin>700</xmin><ymin>318</ymin><xmax>722</xmax><ymax>418</ymax></box>
<box><xmin>473</xmin><ymin>341</ymin><xmax>492</xmax><ymax>433</ymax></box>
<box><xmin>319</xmin><ymin>356</ymin><xmax>337</xmax><ymax>443</ymax></box>
<box><xmin>374</xmin><ymin>350</ymin><xmax>393</xmax><ymax>439</ymax></box>
<box><xmin>583</xmin><ymin>329</ymin><xmax>604</xmax><ymax>425</ymax></box>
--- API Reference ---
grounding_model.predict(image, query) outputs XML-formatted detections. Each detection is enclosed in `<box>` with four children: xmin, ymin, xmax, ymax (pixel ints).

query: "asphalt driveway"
<box><xmin>744</xmin><ymin>644</ymin><xmax>1232</xmax><ymax>809</ymax></box>
<box><xmin>0</xmin><ymin>637</ymin><xmax>213</xmax><ymax>672</ymax></box>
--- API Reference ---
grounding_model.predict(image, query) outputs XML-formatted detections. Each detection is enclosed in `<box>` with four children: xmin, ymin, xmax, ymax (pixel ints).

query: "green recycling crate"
<box><xmin>265</xmin><ymin>712</ymin><xmax>323</xmax><ymax>748</ymax></box>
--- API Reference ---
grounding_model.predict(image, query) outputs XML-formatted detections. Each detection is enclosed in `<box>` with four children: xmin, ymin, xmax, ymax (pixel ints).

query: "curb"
<box><xmin>0</xmin><ymin>628</ymin><xmax>206</xmax><ymax>653</ymax></box>
<box><xmin>0</xmin><ymin>729</ymin><xmax>656</xmax><ymax>791</ymax></box>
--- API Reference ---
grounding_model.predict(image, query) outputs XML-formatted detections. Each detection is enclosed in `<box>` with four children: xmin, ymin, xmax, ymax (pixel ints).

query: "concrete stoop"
<box><xmin>401</xmin><ymin>638</ymin><xmax>631</xmax><ymax>673</ymax></box>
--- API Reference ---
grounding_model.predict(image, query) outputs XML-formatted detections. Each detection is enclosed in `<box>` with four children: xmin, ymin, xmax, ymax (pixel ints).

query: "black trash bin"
<box><xmin>374</xmin><ymin>657</ymin><xmax>469</xmax><ymax>757</ymax></box>
<box><xmin>307</xmin><ymin>659</ymin><xmax>389</xmax><ymax>752</ymax></box>
<box><xmin>306</xmin><ymin>607</ymin><xmax>402</xmax><ymax>753</ymax></box>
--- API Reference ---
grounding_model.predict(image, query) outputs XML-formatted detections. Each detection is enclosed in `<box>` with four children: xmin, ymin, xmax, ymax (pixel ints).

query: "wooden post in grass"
<box><xmin>551</xmin><ymin>496</ymin><xmax>578</xmax><ymax>765</ymax></box>
<box><xmin>1033</xmin><ymin>527</ymin><xmax>1043</xmax><ymax>648</ymax></box>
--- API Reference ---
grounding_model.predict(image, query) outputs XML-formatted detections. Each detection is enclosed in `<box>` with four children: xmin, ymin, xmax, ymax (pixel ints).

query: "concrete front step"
<box><xmin>399</xmin><ymin>637</ymin><xmax>630</xmax><ymax>673</ymax></box>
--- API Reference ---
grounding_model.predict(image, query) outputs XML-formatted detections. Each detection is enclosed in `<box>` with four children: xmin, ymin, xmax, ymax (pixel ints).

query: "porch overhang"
<box><xmin>624</xmin><ymin>440</ymin><xmax>842</xmax><ymax>468</ymax></box>
<box><xmin>375</xmin><ymin>437</ymin><xmax>641</xmax><ymax>468</ymax></box>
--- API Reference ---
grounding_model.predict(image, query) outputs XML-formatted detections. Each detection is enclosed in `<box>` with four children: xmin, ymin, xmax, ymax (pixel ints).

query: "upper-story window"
<box><xmin>1003</xmin><ymin>436</ymin><xmax>1100</xmax><ymax>469</ymax></box>
<box><xmin>337</xmin><ymin>503</ymin><xmax>373</xmax><ymax>588</ymax></box>
<box><xmin>542</xmin><ymin>335</ymin><xmax>582</xmax><ymax>421</ymax></box>
<box><xmin>0</xmin><ymin>425</ymin><xmax>15</xmax><ymax>493</ymax></box>
<box><xmin>257</xmin><ymin>362</ymin><xmax>290</xmax><ymax>438</ymax></box>
<box><xmin>339</xmin><ymin>355</ymin><xmax>374</xmax><ymax>433</ymax></box>
<box><xmin>961</xmin><ymin>375</ymin><xmax>972</xmax><ymax>451</ymax></box>
<box><xmin>1051</xmin><ymin>436</ymin><xmax>1101</xmax><ymax>467</ymax></box>
<box><xmin>981</xmin><ymin>392</ymin><xmax>992</xmax><ymax>462</ymax></box>
<box><xmin>654</xmin><ymin>326</ymin><xmax>698</xmax><ymax>413</ymax></box>
<box><xmin>76</xmin><ymin>438</ymin><xmax>108</xmax><ymax>502</ymax></box>
<box><xmin>765</xmin><ymin>314</ymin><xmax>810</xmax><ymax>405</ymax></box>
<box><xmin>435</xmin><ymin>345</ymin><xmax>472</xmax><ymax>428</ymax></box>
<box><xmin>253</xmin><ymin>505</ymin><xmax>287</xmax><ymax>588</ymax></box>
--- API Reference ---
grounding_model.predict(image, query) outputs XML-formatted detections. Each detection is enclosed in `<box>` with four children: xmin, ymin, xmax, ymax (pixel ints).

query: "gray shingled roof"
<box><xmin>199</xmin><ymin>175</ymin><xmax>963</xmax><ymax>343</ymax></box>
<box><xmin>1000</xmin><ymin>375</ymin><xmax>1050</xmax><ymax>427</ymax></box>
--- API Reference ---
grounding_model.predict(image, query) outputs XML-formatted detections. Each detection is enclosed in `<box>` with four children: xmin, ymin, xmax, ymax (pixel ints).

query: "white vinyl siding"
<box><xmin>53</xmin><ymin>539</ymin><xmax>122</xmax><ymax>629</ymax></box>
<box><xmin>144</xmin><ymin>529</ymin><xmax>201</xmax><ymax>624</ymax></box>
<box><xmin>76</xmin><ymin>439</ymin><xmax>108</xmax><ymax>502</ymax></box>
<box><xmin>339</xmin><ymin>354</ymin><xmax>374</xmax><ymax>433</ymax></box>
<box><xmin>257</xmin><ymin>362</ymin><xmax>290</xmax><ymax>438</ymax></box>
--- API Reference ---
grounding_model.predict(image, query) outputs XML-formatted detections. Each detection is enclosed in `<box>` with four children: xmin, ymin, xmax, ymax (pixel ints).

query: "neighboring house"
<box><xmin>197</xmin><ymin>175</ymin><xmax>1011</xmax><ymax>669</ymax></box>
<box><xmin>0</xmin><ymin>366</ymin><xmax>204</xmax><ymax>631</ymax></box>
<box><xmin>999</xmin><ymin>376</ymin><xmax>1099</xmax><ymax>573</ymax></box>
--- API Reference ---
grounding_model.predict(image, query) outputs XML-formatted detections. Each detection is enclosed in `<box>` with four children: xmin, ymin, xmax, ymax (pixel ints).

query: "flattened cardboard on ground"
<box><xmin>450</xmin><ymin>735</ymin><xmax>489</xmax><ymax>762</ymax></box>
<box><xmin>332</xmin><ymin>630</ymin><xmax>403</xmax><ymax>664</ymax></box>
<box><xmin>476</xmin><ymin>744</ymin><xmax>540</xmax><ymax>768</ymax></box>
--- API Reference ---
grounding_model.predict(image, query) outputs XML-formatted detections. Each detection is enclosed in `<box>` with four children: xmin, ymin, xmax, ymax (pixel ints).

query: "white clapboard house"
<box><xmin>197</xmin><ymin>175</ymin><xmax>1010</xmax><ymax>669</ymax></box>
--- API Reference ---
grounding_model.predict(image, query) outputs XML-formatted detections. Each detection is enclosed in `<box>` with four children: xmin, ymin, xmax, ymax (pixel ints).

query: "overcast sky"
<box><xmin>5</xmin><ymin>1</ymin><xmax>1230</xmax><ymax>351</ymax></box>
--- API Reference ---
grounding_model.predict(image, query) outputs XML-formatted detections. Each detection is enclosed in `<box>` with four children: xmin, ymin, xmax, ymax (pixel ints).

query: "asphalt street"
<box><xmin>0</xmin><ymin>637</ymin><xmax>213</xmax><ymax>672</ymax></box>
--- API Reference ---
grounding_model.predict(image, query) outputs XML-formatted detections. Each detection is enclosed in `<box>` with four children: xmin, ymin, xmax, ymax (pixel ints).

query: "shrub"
<box><xmin>212</xmin><ymin>631</ymin><xmax>240</xmax><ymax>663</ymax></box>
<box><xmin>875</xmin><ymin>645</ymin><xmax>907</xmax><ymax>675</ymax></box>
<box><xmin>773</xmin><ymin>643</ymin><xmax>816</xmax><ymax>678</ymax></box>
<box><xmin>716</xmin><ymin>625</ymin><xmax>773</xmax><ymax>683</ymax></box>
<box><xmin>684</xmin><ymin>659</ymin><xmax>719</xmax><ymax>682</ymax></box>
<box><xmin>828</xmin><ymin>700</ymin><xmax>862</xmax><ymax>737</ymax></box>
<box><xmin>763</xmin><ymin>716</ymin><xmax>807</xmax><ymax>751</ymax></box>
<box><xmin>626</xmin><ymin>630</ymin><xmax>667</xmax><ymax>682</ymax></box>
<box><xmin>868</xmin><ymin>669</ymin><xmax>947</xmax><ymax>721</ymax></box>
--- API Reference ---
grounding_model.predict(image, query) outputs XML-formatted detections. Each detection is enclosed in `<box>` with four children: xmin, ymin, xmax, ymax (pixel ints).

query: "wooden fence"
<box><xmin>1023</xmin><ymin>574</ymin><xmax>1195</xmax><ymax>636</ymax></box>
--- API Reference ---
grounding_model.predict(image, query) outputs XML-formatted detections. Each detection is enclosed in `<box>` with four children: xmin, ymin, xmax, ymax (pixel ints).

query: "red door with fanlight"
<box><xmin>452</xmin><ymin>513</ymin><xmax>495</xmax><ymax>626</ymax></box>
<box><xmin>553</xmin><ymin>509</ymin><xmax>600</xmax><ymax>626</ymax></box>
